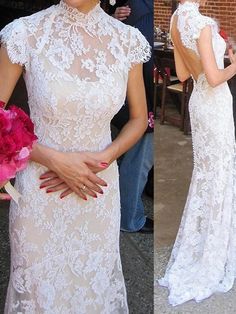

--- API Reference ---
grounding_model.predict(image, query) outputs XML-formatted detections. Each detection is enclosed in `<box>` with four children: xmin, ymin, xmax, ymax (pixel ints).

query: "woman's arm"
<box><xmin>100</xmin><ymin>62</ymin><xmax>148</xmax><ymax>163</ymax></box>
<box><xmin>198</xmin><ymin>26</ymin><xmax>236</xmax><ymax>87</ymax></box>
<box><xmin>0</xmin><ymin>47</ymin><xmax>23</xmax><ymax>103</ymax></box>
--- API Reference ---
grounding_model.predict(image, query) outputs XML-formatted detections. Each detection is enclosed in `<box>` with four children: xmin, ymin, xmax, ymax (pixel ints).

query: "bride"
<box><xmin>159</xmin><ymin>0</ymin><xmax>236</xmax><ymax>306</ymax></box>
<box><xmin>0</xmin><ymin>0</ymin><xmax>150</xmax><ymax>312</ymax></box>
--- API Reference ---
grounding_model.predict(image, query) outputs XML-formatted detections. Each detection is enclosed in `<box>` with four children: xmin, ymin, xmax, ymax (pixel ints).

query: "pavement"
<box><xmin>0</xmin><ymin>193</ymin><xmax>153</xmax><ymax>314</ymax></box>
<box><xmin>154</xmin><ymin>122</ymin><xmax>236</xmax><ymax>314</ymax></box>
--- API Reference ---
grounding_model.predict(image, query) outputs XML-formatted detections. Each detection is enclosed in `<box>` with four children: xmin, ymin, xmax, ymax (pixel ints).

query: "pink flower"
<box><xmin>0</xmin><ymin>110</ymin><xmax>12</xmax><ymax>133</ymax></box>
<box><xmin>148</xmin><ymin>112</ymin><xmax>155</xmax><ymax>129</ymax></box>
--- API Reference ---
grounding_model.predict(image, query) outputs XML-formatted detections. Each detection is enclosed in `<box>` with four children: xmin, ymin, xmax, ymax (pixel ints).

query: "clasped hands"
<box><xmin>39</xmin><ymin>151</ymin><xmax>111</xmax><ymax>201</ymax></box>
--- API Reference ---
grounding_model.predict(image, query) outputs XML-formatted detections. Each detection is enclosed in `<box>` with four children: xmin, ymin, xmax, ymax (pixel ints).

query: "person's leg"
<box><xmin>120</xmin><ymin>132</ymin><xmax>153</xmax><ymax>232</ymax></box>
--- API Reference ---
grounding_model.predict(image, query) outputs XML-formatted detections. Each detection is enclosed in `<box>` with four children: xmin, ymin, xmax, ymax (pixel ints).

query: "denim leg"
<box><xmin>119</xmin><ymin>132</ymin><xmax>154</xmax><ymax>232</ymax></box>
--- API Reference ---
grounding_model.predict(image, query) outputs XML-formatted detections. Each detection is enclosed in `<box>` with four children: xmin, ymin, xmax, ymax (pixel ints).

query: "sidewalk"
<box><xmin>154</xmin><ymin>122</ymin><xmax>236</xmax><ymax>314</ymax></box>
<box><xmin>0</xmin><ymin>196</ymin><xmax>153</xmax><ymax>314</ymax></box>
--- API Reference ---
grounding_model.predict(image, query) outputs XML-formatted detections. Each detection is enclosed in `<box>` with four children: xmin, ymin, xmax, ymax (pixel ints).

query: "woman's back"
<box><xmin>159</xmin><ymin>2</ymin><xmax>236</xmax><ymax>306</ymax></box>
<box><xmin>170</xmin><ymin>1</ymin><xmax>226</xmax><ymax>83</ymax></box>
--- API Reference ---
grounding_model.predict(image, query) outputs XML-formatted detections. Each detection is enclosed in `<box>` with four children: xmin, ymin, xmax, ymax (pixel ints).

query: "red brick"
<box><xmin>154</xmin><ymin>0</ymin><xmax>236</xmax><ymax>40</ymax></box>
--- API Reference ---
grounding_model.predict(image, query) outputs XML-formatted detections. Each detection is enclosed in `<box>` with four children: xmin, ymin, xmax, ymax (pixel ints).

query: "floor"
<box><xmin>0</xmin><ymin>195</ymin><xmax>153</xmax><ymax>314</ymax></box>
<box><xmin>154</xmin><ymin>122</ymin><xmax>236</xmax><ymax>314</ymax></box>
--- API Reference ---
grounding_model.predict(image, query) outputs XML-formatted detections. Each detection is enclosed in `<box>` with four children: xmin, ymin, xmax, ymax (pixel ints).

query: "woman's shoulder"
<box><xmin>1</xmin><ymin>4</ymin><xmax>56</xmax><ymax>36</ymax></box>
<box><xmin>174</xmin><ymin>7</ymin><xmax>218</xmax><ymax>39</ymax></box>
<box><xmin>190</xmin><ymin>13</ymin><xmax>218</xmax><ymax>39</ymax></box>
<box><xmin>0</xmin><ymin>5</ymin><xmax>56</xmax><ymax>66</ymax></box>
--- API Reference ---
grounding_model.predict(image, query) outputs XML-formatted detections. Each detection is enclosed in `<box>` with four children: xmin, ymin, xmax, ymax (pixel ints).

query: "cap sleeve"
<box><xmin>192</xmin><ymin>16</ymin><xmax>218</xmax><ymax>40</ymax></box>
<box><xmin>0</xmin><ymin>19</ymin><xmax>28</xmax><ymax>67</ymax></box>
<box><xmin>128</xmin><ymin>27</ymin><xmax>151</xmax><ymax>68</ymax></box>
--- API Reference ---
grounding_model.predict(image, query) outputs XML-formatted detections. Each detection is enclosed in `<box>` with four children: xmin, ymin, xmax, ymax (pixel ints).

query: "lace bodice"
<box><xmin>172</xmin><ymin>1</ymin><xmax>226</xmax><ymax>70</ymax></box>
<box><xmin>0</xmin><ymin>0</ymin><xmax>150</xmax><ymax>152</ymax></box>
<box><xmin>1</xmin><ymin>3</ymin><xmax>151</xmax><ymax>313</ymax></box>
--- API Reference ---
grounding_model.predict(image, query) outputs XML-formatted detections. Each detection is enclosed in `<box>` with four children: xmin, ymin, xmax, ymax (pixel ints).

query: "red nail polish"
<box><xmin>83</xmin><ymin>196</ymin><xmax>87</xmax><ymax>201</ymax></box>
<box><xmin>0</xmin><ymin>100</ymin><xmax>5</xmax><ymax>108</ymax></box>
<box><xmin>3</xmin><ymin>196</ymin><xmax>11</xmax><ymax>200</ymax></box>
<box><xmin>100</xmin><ymin>162</ymin><xmax>108</xmax><ymax>167</ymax></box>
<box><xmin>60</xmin><ymin>195</ymin><xmax>65</xmax><ymax>199</ymax></box>
<box><xmin>40</xmin><ymin>185</ymin><xmax>46</xmax><ymax>189</ymax></box>
<box><xmin>93</xmin><ymin>195</ymin><xmax>97</xmax><ymax>198</ymax></box>
<box><xmin>99</xmin><ymin>191</ymin><xmax>104</xmax><ymax>194</ymax></box>
<box><xmin>46</xmin><ymin>190</ymin><xmax>53</xmax><ymax>193</ymax></box>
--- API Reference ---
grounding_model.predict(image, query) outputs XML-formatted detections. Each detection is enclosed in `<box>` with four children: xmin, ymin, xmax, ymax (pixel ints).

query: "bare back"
<box><xmin>170</xmin><ymin>2</ymin><xmax>218</xmax><ymax>83</ymax></box>
<box><xmin>171</xmin><ymin>14</ymin><xmax>203</xmax><ymax>82</ymax></box>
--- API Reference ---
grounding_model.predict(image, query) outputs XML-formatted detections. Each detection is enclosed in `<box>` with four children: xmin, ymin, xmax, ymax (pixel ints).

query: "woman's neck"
<box><xmin>64</xmin><ymin>0</ymin><xmax>100</xmax><ymax>14</ymax></box>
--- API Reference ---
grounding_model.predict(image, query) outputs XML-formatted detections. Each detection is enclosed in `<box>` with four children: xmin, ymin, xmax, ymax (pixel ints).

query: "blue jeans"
<box><xmin>119</xmin><ymin>132</ymin><xmax>153</xmax><ymax>232</ymax></box>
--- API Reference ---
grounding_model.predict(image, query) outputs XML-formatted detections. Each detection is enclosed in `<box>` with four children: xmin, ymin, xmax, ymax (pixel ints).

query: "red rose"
<box><xmin>0</xmin><ymin>134</ymin><xmax>17</xmax><ymax>156</ymax></box>
<box><xmin>10</xmin><ymin>106</ymin><xmax>35</xmax><ymax>134</ymax></box>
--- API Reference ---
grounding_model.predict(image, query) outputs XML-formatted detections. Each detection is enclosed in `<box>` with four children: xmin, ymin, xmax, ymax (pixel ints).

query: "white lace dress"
<box><xmin>0</xmin><ymin>2</ymin><xmax>150</xmax><ymax>313</ymax></box>
<box><xmin>159</xmin><ymin>2</ymin><xmax>236</xmax><ymax>306</ymax></box>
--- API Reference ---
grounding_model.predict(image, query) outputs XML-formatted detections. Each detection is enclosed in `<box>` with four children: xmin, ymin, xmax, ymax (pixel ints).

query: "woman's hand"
<box><xmin>40</xmin><ymin>151</ymin><xmax>109</xmax><ymax>200</ymax></box>
<box><xmin>0</xmin><ymin>181</ymin><xmax>11</xmax><ymax>201</ymax></box>
<box><xmin>39</xmin><ymin>172</ymin><xmax>73</xmax><ymax>199</ymax></box>
<box><xmin>113</xmin><ymin>6</ymin><xmax>131</xmax><ymax>21</ymax></box>
<box><xmin>229</xmin><ymin>48</ymin><xmax>236</xmax><ymax>66</ymax></box>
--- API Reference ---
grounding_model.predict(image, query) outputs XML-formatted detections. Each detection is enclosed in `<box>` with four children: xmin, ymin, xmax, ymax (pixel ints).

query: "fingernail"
<box><xmin>100</xmin><ymin>162</ymin><xmax>108</xmax><ymax>167</ymax></box>
<box><xmin>93</xmin><ymin>195</ymin><xmax>97</xmax><ymax>198</ymax></box>
<box><xmin>0</xmin><ymin>100</ymin><xmax>5</xmax><ymax>108</ymax></box>
<box><xmin>99</xmin><ymin>191</ymin><xmax>104</xmax><ymax>194</ymax></box>
<box><xmin>40</xmin><ymin>185</ymin><xmax>46</xmax><ymax>189</ymax></box>
<box><xmin>46</xmin><ymin>190</ymin><xmax>53</xmax><ymax>193</ymax></box>
<box><xmin>60</xmin><ymin>195</ymin><xmax>65</xmax><ymax>199</ymax></box>
<box><xmin>3</xmin><ymin>196</ymin><xmax>11</xmax><ymax>200</ymax></box>
<box><xmin>83</xmin><ymin>196</ymin><xmax>87</xmax><ymax>201</ymax></box>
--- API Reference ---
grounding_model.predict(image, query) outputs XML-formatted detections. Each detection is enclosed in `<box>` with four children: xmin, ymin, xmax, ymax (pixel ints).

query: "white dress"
<box><xmin>0</xmin><ymin>1</ymin><xmax>150</xmax><ymax>313</ymax></box>
<box><xmin>159</xmin><ymin>1</ymin><xmax>236</xmax><ymax>306</ymax></box>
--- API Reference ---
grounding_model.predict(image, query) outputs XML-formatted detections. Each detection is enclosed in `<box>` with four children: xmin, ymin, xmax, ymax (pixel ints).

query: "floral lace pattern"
<box><xmin>174</xmin><ymin>1</ymin><xmax>218</xmax><ymax>56</ymax></box>
<box><xmin>159</xmin><ymin>1</ymin><xmax>236</xmax><ymax>306</ymax></box>
<box><xmin>0</xmin><ymin>1</ymin><xmax>150</xmax><ymax>313</ymax></box>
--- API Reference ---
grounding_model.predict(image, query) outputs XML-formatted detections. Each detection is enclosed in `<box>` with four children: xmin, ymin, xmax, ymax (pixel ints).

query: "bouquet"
<box><xmin>0</xmin><ymin>101</ymin><xmax>38</xmax><ymax>203</ymax></box>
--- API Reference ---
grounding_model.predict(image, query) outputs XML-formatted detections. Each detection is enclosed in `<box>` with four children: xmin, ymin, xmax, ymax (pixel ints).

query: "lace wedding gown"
<box><xmin>159</xmin><ymin>1</ymin><xmax>236</xmax><ymax>306</ymax></box>
<box><xmin>0</xmin><ymin>1</ymin><xmax>150</xmax><ymax>313</ymax></box>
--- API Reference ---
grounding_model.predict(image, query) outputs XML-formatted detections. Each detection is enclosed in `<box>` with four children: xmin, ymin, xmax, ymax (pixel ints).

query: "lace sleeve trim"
<box><xmin>193</xmin><ymin>16</ymin><xmax>217</xmax><ymax>40</ymax></box>
<box><xmin>128</xmin><ymin>27</ymin><xmax>151</xmax><ymax>68</ymax></box>
<box><xmin>0</xmin><ymin>19</ymin><xmax>28</xmax><ymax>67</ymax></box>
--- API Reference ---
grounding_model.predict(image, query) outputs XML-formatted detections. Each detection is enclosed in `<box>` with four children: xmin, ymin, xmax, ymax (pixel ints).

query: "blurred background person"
<box><xmin>104</xmin><ymin>0</ymin><xmax>154</xmax><ymax>233</ymax></box>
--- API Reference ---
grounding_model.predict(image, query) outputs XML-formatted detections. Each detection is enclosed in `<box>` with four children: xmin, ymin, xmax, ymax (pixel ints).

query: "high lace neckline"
<box><xmin>58</xmin><ymin>0</ymin><xmax>103</xmax><ymax>23</ymax></box>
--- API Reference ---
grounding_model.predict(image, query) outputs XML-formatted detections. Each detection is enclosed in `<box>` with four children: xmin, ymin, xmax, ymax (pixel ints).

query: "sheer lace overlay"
<box><xmin>0</xmin><ymin>1</ymin><xmax>150</xmax><ymax>313</ymax></box>
<box><xmin>159</xmin><ymin>1</ymin><xmax>236</xmax><ymax>306</ymax></box>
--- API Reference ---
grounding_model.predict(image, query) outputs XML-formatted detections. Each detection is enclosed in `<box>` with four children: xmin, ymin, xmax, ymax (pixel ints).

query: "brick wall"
<box><xmin>154</xmin><ymin>0</ymin><xmax>236</xmax><ymax>40</ymax></box>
